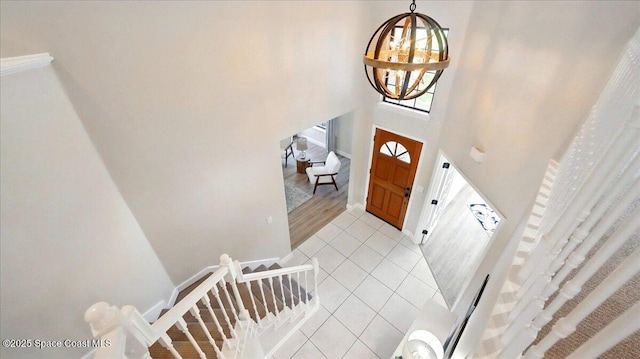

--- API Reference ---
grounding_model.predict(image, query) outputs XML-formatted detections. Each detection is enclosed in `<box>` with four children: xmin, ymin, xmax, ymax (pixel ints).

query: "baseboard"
<box><xmin>279</xmin><ymin>252</ymin><xmax>294</xmax><ymax>265</ymax></box>
<box><xmin>335</xmin><ymin>150</ymin><xmax>351</xmax><ymax>159</ymax></box>
<box><xmin>402</xmin><ymin>229</ymin><xmax>414</xmax><ymax>240</ymax></box>
<box><xmin>166</xmin><ymin>265</ymin><xmax>218</xmax><ymax>309</ymax></box>
<box><xmin>304</xmin><ymin>136</ymin><xmax>325</xmax><ymax>148</ymax></box>
<box><xmin>241</xmin><ymin>257</ymin><xmax>280</xmax><ymax>270</ymax></box>
<box><xmin>142</xmin><ymin>299</ymin><xmax>169</xmax><ymax>323</ymax></box>
<box><xmin>166</xmin><ymin>257</ymin><xmax>281</xmax><ymax>310</ymax></box>
<box><xmin>346</xmin><ymin>202</ymin><xmax>365</xmax><ymax>211</ymax></box>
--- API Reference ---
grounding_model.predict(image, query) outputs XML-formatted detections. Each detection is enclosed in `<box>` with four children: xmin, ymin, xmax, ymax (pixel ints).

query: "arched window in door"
<box><xmin>380</xmin><ymin>141</ymin><xmax>411</xmax><ymax>163</ymax></box>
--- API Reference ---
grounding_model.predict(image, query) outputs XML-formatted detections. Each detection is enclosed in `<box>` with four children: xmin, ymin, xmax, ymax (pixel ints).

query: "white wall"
<box><xmin>434</xmin><ymin>2</ymin><xmax>640</xmax><ymax>358</ymax></box>
<box><xmin>349</xmin><ymin>1</ymin><xmax>639</xmax><ymax>357</ymax></box>
<box><xmin>348</xmin><ymin>0</ymin><xmax>475</xmax><ymax>234</ymax></box>
<box><xmin>0</xmin><ymin>1</ymin><xmax>373</xmax><ymax>284</ymax></box>
<box><xmin>299</xmin><ymin>126</ymin><xmax>326</xmax><ymax>148</ymax></box>
<box><xmin>334</xmin><ymin>111</ymin><xmax>354</xmax><ymax>157</ymax></box>
<box><xmin>0</xmin><ymin>66</ymin><xmax>175</xmax><ymax>359</ymax></box>
<box><xmin>3</xmin><ymin>1</ymin><xmax>637</xmax><ymax>357</ymax></box>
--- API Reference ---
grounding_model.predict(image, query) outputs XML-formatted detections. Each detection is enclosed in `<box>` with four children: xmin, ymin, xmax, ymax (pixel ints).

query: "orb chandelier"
<box><xmin>363</xmin><ymin>0</ymin><xmax>450</xmax><ymax>101</ymax></box>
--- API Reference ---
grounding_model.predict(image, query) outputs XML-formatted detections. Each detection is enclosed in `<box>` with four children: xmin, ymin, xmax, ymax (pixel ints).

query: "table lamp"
<box><xmin>297</xmin><ymin>137</ymin><xmax>308</xmax><ymax>160</ymax></box>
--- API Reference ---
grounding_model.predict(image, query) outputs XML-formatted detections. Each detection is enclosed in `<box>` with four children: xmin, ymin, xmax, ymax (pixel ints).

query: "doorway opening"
<box><xmin>418</xmin><ymin>152</ymin><xmax>502</xmax><ymax>308</ymax></box>
<box><xmin>280</xmin><ymin>118</ymin><xmax>351</xmax><ymax>249</ymax></box>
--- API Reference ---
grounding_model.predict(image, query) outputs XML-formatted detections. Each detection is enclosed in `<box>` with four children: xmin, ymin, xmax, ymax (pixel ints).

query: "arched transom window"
<box><xmin>380</xmin><ymin>141</ymin><xmax>411</xmax><ymax>163</ymax></box>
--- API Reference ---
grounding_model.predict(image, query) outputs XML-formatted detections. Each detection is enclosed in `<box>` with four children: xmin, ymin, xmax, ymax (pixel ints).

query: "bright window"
<box><xmin>382</xmin><ymin>28</ymin><xmax>449</xmax><ymax>113</ymax></box>
<box><xmin>380</xmin><ymin>141</ymin><xmax>411</xmax><ymax>163</ymax></box>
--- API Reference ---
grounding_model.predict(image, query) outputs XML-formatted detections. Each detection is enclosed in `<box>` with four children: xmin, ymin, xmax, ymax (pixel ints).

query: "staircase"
<box><xmin>85</xmin><ymin>254</ymin><xmax>320</xmax><ymax>359</ymax></box>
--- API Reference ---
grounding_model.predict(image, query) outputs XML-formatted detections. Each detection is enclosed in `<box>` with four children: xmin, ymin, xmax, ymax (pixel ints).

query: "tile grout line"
<box><xmin>282</xmin><ymin>209</ymin><xmax>444</xmax><ymax>358</ymax></box>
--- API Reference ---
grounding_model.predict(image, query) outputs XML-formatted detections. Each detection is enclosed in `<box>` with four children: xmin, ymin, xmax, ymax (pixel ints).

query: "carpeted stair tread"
<box><xmin>233</xmin><ymin>281</ymin><xmax>268</xmax><ymax>321</ymax></box>
<box><xmin>165</xmin><ymin>316</ymin><xmax>235</xmax><ymax>342</ymax></box>
<box><xmin>242</xmin><ymin>266</ymin><xmax>285</xmax><ymax>314</ymax></box>
<box><xmin>254</xmin><ymin>265</ymin><xmax>299</xmax><ymax>308</ymax></box>
<box><xmin>159</xmin><ymin>308</ymin><xmax>235</xmax><ymax>326</ymax></box>
<box><xmin>150</xmin><ymin>263</ymin><xmax>314</xmax><ymax>358</ymax></box>
<box><xmin>175</xmin><ymin>274</ymin><xmax>237</xmax><ymax>313</ymax></box>
<box><xmin>182</xmin><ymin>308</ymin><xmax>236</xmax><ymax>326</ymax></box>
<box><xmin>269</xmin><ymin>263</ymin><xmax>312</xmax><ymax>302</ymax></box>
<box><xmin>176</xmin><ymin>273</ymin><xmax>213</xmax><ymax>303</ymax></box>
<box><xmin>149</xmin><ymin>339</ymin><xmax>223</xmax><ymax>359</ymax></box>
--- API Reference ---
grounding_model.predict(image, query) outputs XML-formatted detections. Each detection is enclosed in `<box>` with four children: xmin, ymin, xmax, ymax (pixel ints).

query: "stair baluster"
<box><xmin>566</xmin><ymin>302</ymin><xmax>640</xmax><ymax>359</ymax></box>
<box><xmin>211</xmin><ymin>285</ymin><xmax>238</xmax><ymax>340</ymax></box>
<box><xmin>312</xmin><ymin>258</ymin><xmax>320</xmax><ymax>305</ymax></box>
<box><xmin>220</xmin><ymin>254</ymin><xmax>251</xmax><ymax>323</ymax></box>
<box><xmin>256</xmin><ymin>279</ymin><xmax>271</xmax><ymax>318</ymax></box>
<box><xmin>523</xmin><ymin>245</ymin><xmax>640</xmax><ymax>358</ymax></box>
<box><xmin>87</xmin><ymin>254</ymin><xmax>321</xmax><ymax>358</ymax></box>
<box><xmin>158</xmin><ymin>333</ymin><xmax>183</xmax><ymax>359</ymax></box>
<box><xmin>220</xmin><ymin>278</ymin><xmax>240</xmax><ymax>325</ymax></box>
<box><xmin>203</xmin><ymin>290</ymin><xmax>233</xmax><ymax>350</ymax></box>
<box><xmin>287</xmin><ymin>274</ymin><xmax>295</xmax><ymax>309</ymax></box>
<box><xmin>304</xmin><ymin>271</ymin><xmax>309</xmax><ymax>304</ymax></box>
<box><xmin>296</xmin><ymin>271</ymin><xmax>307</xmax><ymax>314</ymax></box>
<box><xmin>277</xmin><ymin>275</ymin><xmax>287</xmax><ymax>310</ymax></box>
<box><xmin>175</xmin><ymin>317</ymin><xmax>206</xmax><ymax>359</ymax></box>
<box><xmin>189</xmin><ymin>305</ymin><xmax>225</xmax><ymax>359</ymax></box>
<box><xmin>244</xmin><ymin>279</ymin><xmax>263</xmax><ymax>328</ymax></box>
<box><xmin>268</xmin><ymin>277</ymin><xmax>279</xmax><ymax>321</ymax></box>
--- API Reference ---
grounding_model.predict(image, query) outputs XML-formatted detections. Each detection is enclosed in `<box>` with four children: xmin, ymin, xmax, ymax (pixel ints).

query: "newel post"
<box><xmin>220</xmin><ymin>254</ymin><xmax>251</xmax><ymax>321</ymax></box>
<box><xmin>84</xmin><ymin>302</ymin><xmax>151</xmax><ymax>359</ymax></box>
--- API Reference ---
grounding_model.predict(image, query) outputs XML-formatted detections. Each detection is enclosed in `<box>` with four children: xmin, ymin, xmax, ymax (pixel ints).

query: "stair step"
<box><xmin>242</xmin><ymin>267</ymin><xmax>285</xmax><ymax>314</ymax></box>
<box><xmin>269</xmin><ymin>263</ymin><xmax>312</xmax><ymax>302</ymax></box>
<box><xmin>159</xmin><ymin>308</ymin><xmax>235</xmax><ymax>326</ymax></box>
<box><xmin>166</xmin><ymin>314</ymin><xmax>235</xmax><ymax>342</ymax></box>
<box><xmin>176</xmin><ymin>273</ymin><xmax>213</xmax><ymax>303</ymax></box>
<box><xmin>254</xmin><ymin>265</ymin><xmax>299</xmax><ymax>308</ymax></box>
<box><xmin>234</xmin><ymin>281</ymin><xmax>268</xmax><ymax>321</ymax></box>
<box><xmin>173</xmin><ymin>275</ymin><xmax>239</xmax><ymax>313</ymax></box>
<box><xmin>151</xmin><ymin>263</ymin><xmax>315</xmax><ymax>359</ymax></box>
<box><xmin>149</xmin><ymin>339</ymin><xmax>224</xmax><ymax>359</ymax></box>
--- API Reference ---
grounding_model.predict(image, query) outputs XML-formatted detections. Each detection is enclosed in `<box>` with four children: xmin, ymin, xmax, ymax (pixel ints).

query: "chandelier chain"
<box><xmin>409</xmin><ymin>0</ymin><xmax>416</xmax><ymax>13</ymax></box>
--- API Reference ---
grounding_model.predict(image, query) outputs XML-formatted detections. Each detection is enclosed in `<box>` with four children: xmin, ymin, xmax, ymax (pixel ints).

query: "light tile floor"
<box><xmin>274</xmin><ymin>207</ymin><xmax>447</xmax><ymax>359</ymax></box>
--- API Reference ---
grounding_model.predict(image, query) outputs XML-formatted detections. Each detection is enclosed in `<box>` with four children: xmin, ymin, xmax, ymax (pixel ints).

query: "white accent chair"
<box><xmin>306</xmin><ymin>151</ymin><xmax>341</xmax><ymax>194</ymax></box>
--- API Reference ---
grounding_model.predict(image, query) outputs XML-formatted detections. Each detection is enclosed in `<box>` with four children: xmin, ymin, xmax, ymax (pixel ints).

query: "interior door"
<box><xmin>366</xmin><ymin>129</ymin><xmax>423</xmax><ymax>229</ymax></box>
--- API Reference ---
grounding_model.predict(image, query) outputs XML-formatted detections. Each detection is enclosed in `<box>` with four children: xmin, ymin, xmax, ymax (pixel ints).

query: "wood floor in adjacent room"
<box><xmin>283</xmin><ymin>141</ymin><xmax>350</xmax><ymax>250</ymax></box>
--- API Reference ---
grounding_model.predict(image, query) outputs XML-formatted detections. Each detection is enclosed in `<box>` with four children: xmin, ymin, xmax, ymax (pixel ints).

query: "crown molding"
<box><xmin>0</xmin><ymin>53</ymin><xmax>54</xmax><ymax>77</ymax></box>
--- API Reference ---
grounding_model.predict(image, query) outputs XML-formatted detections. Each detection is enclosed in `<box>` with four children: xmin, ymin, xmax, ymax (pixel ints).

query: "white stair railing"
<box><xmin>86</xmin><ymin>255</ymin><xmax>248</xmax><ymax>359</ymax></box>
<box><xmin>476</xmin><ymin>25</ymin><xmax>640</xmax><ymax>359</ymax></box>
<box><xmin>85</xmin><ymin>254</ymin><xmax>320</xmax><ymax>359</ymax></box>
<box><xmin>232</xmin><ymin>258</ymin><xmax>320</xmax><ymax>331</ymax></box>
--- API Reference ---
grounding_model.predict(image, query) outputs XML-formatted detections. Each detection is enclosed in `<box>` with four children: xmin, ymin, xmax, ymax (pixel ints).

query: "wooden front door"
<box><xmin>366</xmin><ymin>129</ymin><xmax>422</xmax><ymax>229</ymax></box>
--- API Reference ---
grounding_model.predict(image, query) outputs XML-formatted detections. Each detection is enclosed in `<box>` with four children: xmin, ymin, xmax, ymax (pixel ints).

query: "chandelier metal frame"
<box><xmin>363</xmin><ymin>1</ymin><xmax>450</xmax><ymax>101</ymax></box>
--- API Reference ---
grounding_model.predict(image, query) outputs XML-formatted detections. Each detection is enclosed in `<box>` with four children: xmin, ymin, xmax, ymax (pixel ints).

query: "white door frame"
<box><xmin>363</xmin><ymin>124</ymin><xmax>427</xmax><ymax>235</ymax></box>
<box><xmin>414</xmin><ymin>150</ymin><xmax>505</xmax><ymax>244</ymax></box>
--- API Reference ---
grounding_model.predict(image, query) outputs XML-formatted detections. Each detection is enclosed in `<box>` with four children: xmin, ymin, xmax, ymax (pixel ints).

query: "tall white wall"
<box><xmin>0</xmin><ymin>1</ymin><xmax>372</xmax><ymax>284</ymax></box>
<box><xmin>348</xmin><ymin>0</ymin><xmax>475</xmax><ymax>234</ymax></box>
<box><xmin>335</xmin><ymin>111</ymin><xmax>354</xmax><ymax>157</ymax></box>
<box><xmin>349</xmin><ymin>1</ymin><xmax>639</xmax><ymax>357</ymax></box>
<box><xmin>433</xmin><ymin>2</ymin><xmax>639</xmax><ymax>358</ymax></box>
<box><xmin>0</xmin><ymin>65</ymin><xmax>175</xmax><ymax>359</ymax></box>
